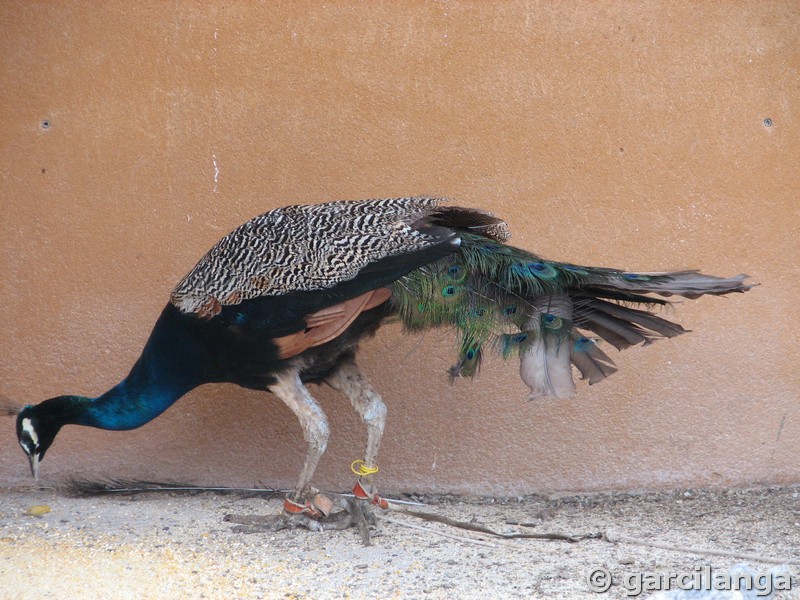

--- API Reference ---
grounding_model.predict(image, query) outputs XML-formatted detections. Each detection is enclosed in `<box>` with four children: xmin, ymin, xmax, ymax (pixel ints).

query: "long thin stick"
<box><xmin>65</xmin><ymin>480</ymin><xmax>425</xmax><ymax>506</ymax></box>
<box><xmin>399</xmin><ymin>510</ymin><xmax>800</xmax><ymax>566</ymax></box>
<box><xmin>404</xmin><ymin>509</ymin><xmax>600</xmax><ymax>542</ymax></box>
<box><xmin>378</xmin><ymin>515</ymin><xmax>499</xmax><ymax>549</ymax></box>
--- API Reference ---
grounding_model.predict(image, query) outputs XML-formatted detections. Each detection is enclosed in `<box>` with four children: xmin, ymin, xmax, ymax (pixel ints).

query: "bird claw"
<box><xmin>224</xmin><ymin>510</ymin><xmax>334</xmax><ymax>533</ymax></box>
<box><xmin>224</xmin><ymin>494</ymin><xmax>368</xmax><ymax>534</ymax></box>
<box><xmin>223</xmin><ymin>512</ymin><xmax>295</xmax><ymax>533</ymax></box>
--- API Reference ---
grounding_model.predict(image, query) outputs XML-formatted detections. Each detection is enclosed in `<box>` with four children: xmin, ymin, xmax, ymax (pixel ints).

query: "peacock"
<box><xmin>12</xmin><ymin>197</ymin><xmax>751</xmax><ymax>529</ymax></box>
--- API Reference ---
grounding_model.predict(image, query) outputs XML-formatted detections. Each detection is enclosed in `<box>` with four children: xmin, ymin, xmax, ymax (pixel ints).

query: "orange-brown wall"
<box><xmin>1</xmin><ymin>2</ymin><xmax>797</xmax><ymax>495</ymax></box>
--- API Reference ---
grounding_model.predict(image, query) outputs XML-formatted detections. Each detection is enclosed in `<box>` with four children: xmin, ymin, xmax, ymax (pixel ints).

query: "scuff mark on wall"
<box><xmin>212</xmin><ymin>151</ymin><xmax>220</xmax><ymax>194</ymax></box>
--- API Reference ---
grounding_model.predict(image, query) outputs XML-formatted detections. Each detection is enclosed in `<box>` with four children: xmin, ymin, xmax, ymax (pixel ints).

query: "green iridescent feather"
<box><xmin>388</xmin><ymin>231</ymin><xmax>749</xmax><ymax>386</ymax></box>
<box><xmin>390</xmin><ymin>234</ymin><xmax>590</xmax><ymax>378</ymax></box>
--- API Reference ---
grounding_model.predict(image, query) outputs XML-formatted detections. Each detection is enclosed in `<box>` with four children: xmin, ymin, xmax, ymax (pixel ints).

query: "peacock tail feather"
<box><xmin>390</xmin><ymin>232</ymin><xmax>751</xmax><ymax>399</ymax></box>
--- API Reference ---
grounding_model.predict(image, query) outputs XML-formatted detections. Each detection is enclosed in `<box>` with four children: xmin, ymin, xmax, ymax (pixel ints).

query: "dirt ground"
<box><xmin>0</xmin><ymin>484</ymin><xmax>798</xmax><ymax>599</ymax></box>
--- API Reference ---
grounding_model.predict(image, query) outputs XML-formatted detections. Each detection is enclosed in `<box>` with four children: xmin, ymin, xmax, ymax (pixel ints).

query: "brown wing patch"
<box><xmin>223</xmin><ymin>291</ymin><xmax>243</xmax><ymax>304</ymax></box>
<box><xmin>273</xmin><ymin>288</ymin><xmax>392</xmax><ymax>360</ymax></box>
<box><xmin>195</xmin><ymin>297</ymin><xmax>222</xmax><ymax>319</ymax></box>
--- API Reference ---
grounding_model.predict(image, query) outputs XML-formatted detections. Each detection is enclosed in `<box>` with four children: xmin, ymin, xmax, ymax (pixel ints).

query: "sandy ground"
<box><xmin>0</xmin><ymin>484</ymin><xmax>798</xmax><ymax>599</ymax></box>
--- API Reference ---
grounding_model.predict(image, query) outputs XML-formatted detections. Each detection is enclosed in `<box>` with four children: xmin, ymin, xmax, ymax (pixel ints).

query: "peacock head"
<box><xmin>16</xmin><ymin>401</ymin><xmax>66</xmax><ymax>480</ymax></box>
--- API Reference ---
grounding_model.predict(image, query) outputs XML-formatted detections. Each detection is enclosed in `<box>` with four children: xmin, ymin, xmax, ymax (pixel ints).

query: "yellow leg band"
<box><xmin>350</xmin><ymin>459</ymin><xmax>379</xmax><ymax>476</ymax></box>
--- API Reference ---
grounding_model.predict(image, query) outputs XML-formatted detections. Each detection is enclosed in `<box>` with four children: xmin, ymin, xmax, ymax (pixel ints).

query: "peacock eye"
<box><xmin>18</xmin><ymin>436</ymin><xmax>36</xmax><ymax>454</ymax></box>
<box><xmin>623</xmin><ymin>272</ymin><xmax>650</xmax><ymax>281</ymax></box>
<box><xmin>542</xmin><ymin>314</ymin><xmax>563</xmax><ymax>329</ymax></box>
<box><xmin>446</xmin><ymin>264</ymin><xmax>467</xmax><ymax>283</ymax></box>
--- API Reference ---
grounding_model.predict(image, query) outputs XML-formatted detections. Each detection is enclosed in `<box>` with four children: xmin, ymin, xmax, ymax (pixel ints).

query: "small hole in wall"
<box><xmin>763</xmin><ymin>117</ymin><xmax>773</xmax><ymax>127</ymax></box>
<box><xmin>41</xmin><ymin>120</ymin><xmax>50</xmax><ymax>129</ymax></box>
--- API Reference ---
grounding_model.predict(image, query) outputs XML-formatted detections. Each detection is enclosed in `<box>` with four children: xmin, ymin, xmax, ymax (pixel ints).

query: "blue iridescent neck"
<box><xmin>73</xmin><ymin>305</ymin><xmax>206</xmax><ymax>431</ymax></box>
<box><xmin>77</xmin><ymin>366</ymin><xmax>196</xmax><ymax>431</ymax></box>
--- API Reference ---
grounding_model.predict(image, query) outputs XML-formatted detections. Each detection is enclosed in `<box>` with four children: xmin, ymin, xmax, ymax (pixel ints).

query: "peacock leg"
<box><xmin>326</xmin><ymin>359</ymin><xmax>389</xmax><ymax>509</ymax></box>
<box><xmin>269</xmin><ymin>368</ymin><xmax>330</xmax><ymax>504</ymax></box>
<box><xmin>227</xmin><ymin>368</ymin><xmax>335</xmax><ymax>531</ymax></box>
<box><xmin>223</xmin><ymin>368</ymin><xmax>335</xmax><ymax>531</ymax></box>
<box><xmin>226</xmin><ymin>367</ymin><xmax>368</xmax><ymax>532</ymax></box>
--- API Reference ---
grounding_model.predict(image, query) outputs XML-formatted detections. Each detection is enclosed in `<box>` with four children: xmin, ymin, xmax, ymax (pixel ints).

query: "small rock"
<box><xmin>537</xmin><ymin>508</ymin><xmax>556</xmax><ymax>521</ymax></box>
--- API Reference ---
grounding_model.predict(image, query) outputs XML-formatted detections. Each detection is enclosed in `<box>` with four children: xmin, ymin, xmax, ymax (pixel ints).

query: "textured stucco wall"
<box><xmin>1</xmin><ymin>2</ymin><xmax>797</xmax><ymax>495</ymax></box>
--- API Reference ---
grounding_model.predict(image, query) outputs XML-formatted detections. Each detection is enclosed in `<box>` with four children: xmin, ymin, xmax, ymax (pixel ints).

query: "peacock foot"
<box><xmin>224</xmin><ymin>493</ymin><xmax>370</xmax><ymax>533</ymax></box>
<box><xmin>224</xmin><ymin>511</ymin><xmax>308</xmax><ymax>533</ymax></box>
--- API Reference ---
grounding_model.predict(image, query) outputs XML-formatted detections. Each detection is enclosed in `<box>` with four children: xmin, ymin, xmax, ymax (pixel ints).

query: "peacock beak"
<box><xmin>28</xmin><ymin>453</ymin><xmax>39</xmax><ymax>480</ymax></box>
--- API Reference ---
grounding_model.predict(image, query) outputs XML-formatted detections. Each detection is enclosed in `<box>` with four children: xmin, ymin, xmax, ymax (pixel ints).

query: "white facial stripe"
<box><xmin>21</xmin><ymin>418</ymin><xmax>38</xmax><ymax>446</ymax></box>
